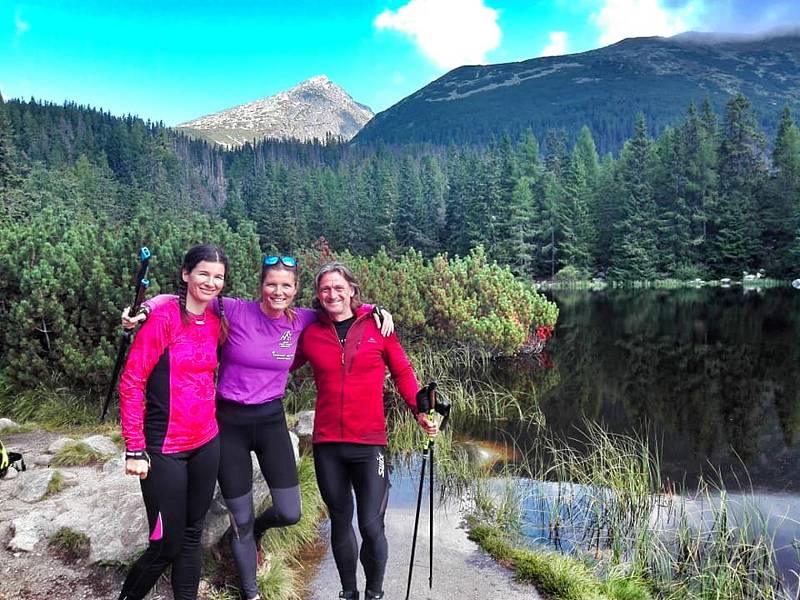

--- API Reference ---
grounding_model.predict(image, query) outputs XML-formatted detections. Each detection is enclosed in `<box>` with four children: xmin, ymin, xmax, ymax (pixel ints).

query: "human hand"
<box><xmin>125</xmin><ymin>458</ymin><xmax>149</xmax><ymax>479</ymax></box>
<box><xmin>122</xmin><ymin>306</ymin><xmax>148</xmax><ymax>330</ymax></box>
<box><xmin>416</xmin><ymin>412</ymin><xmax>439</xmax><ymax>438</ymax></box>
<box><xmin>372</xmin><ymin>307</ymin><xmax>395</xmax><ymax>337</ymax></box>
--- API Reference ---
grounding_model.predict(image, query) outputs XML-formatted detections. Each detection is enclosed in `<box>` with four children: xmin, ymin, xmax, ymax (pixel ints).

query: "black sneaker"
<box><xmin>339</xmin><ymin>591</ymin><xmax>359</xmax><ymax>600</ymax></box>
<box><xmin>365</xmin><ymin>591</ymin><xmax>384</xmax><ymax>599</ymax></box>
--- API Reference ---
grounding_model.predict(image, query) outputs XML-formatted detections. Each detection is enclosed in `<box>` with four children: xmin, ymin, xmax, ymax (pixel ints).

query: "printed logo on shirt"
<box><xmin>272</xmin><ymin>351</ymin><xmax>294</xmax><ymax>361</ymax></box>
<box><xmin>367</xmin><ymin>336</ymin><xmax>378</xmax><ymax>344</ymax></box>
<box><xmin>377</xmin><ymin>452</ymin><xmax>385</xmax><ymax>478</ymax></box>
<box><xmin>279</xmin><ymin>330</ymin><xmax>293</xmax><ymax>349</ymax></box>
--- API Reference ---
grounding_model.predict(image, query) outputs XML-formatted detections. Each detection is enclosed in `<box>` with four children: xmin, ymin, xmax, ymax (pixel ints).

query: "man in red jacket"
<box><xmin>295</xmin><ymin>262</ymin><xmax>437</xmax><ymax>600</ymax></box>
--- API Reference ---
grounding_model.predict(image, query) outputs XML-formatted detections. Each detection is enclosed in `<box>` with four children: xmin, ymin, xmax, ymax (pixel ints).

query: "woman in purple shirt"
<box><xmin>130</xmin><ymin>255</ymin><xmax>390</xmax><ymax>600</ymax></box>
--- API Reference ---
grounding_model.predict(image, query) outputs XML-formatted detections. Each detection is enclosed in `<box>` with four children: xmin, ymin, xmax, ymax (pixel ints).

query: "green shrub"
<box><xmin>554</xmin><ymin>265</ymin><xmax>590</xmax><ymax>282</ymax></box>
<box><xmin>296</xmin><ymin>245</ymin><xmax>558</xmax><ymax>356</ymax></box>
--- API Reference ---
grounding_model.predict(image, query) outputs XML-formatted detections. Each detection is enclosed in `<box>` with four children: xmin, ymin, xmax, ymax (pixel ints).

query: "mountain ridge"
<box><xmin>352</xmin><ymin>31</ymin><xmax>800</xmax><ymax>152</ymax></box>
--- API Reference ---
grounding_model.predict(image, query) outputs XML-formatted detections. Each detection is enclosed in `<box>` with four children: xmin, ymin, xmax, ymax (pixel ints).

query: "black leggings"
<box><xmin>118</xmin><ymin>436</ymin><xmax>220</xmax><ymax>600</ymax></box>
<box><xmin>314</xmin><ymin>443</ymin><xmax>390</xmax><ymax>594</ymax></box>
<box><xmin>217</xmin><ymin>400</ymin><xmax>300</xmax><ymax>599</ymax></box>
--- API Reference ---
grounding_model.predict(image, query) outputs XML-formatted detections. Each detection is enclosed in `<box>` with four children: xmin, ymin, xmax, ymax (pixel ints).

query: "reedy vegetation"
<box><xmin>470</xmin><ymin>423</ymin><xmax>790</xmax><ymax>599</ymax></box>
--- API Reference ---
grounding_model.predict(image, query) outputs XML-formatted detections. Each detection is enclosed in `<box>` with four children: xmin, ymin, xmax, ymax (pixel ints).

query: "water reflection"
<box><xmin>495</xmin><ymin>287</ymin><xmax>800</xmax><ymax>493</ymax></box>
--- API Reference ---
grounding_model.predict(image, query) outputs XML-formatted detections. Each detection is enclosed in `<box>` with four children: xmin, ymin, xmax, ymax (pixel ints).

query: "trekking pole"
<box><xmin>405</xmin><ymin>382</ymin><xmax>450</xmax><ymax>600</ymax></box>
<box><xmin>100</xmin><ymin>247</ymin><xmax>151</xmax><ymax>421</ymax></box>
<box><xmin>405</xmin><ymin>435</ymin><xmax>429</xmax><ymax>600</ymax></box>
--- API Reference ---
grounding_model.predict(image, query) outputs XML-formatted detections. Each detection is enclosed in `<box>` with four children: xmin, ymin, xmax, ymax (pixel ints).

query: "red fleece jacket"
<box><xmin>295</xmin><ymin>305</ymin><xmax>420</xmax><ymax>445</ymax></box>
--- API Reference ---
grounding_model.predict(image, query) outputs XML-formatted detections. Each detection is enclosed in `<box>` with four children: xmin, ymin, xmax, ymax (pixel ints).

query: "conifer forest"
<box><xmin>1</xmin><ymin>91</ymin><xmax>799</xmax><ymax>391</ymax></box>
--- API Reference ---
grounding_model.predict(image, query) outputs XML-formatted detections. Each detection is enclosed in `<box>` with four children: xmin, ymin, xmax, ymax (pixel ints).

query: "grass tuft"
<box><xmin>45</xmin><ymin>470</ymin><xmax>65</xmax><ymax>497</ymax></box>
<box><xmin>51</xmin><ymin>440</ymin><xmax>107</xmax><ymax>466</ymax></box>
<box><xmin>49</xmin><ymin>527</ymin><xmax>90</xmax><ymax>562</ymax></box>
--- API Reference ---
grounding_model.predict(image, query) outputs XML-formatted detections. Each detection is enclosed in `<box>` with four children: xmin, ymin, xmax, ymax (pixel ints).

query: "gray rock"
<box><xmin>0</xmin><ymin>418</ymin><xmax>19</xmax><ymax>431</ymax></box>
<box><xmin>47</xmin><ymin>437</ymin><xmax>75</xmax><ymax>454</ymax></box>
<box><xmin>51</xmin><ymin>476</ymin><xmax>147</xmax><ymax>563</ymax></box>
<box><xmin>80</xmin><ymin>435</ymin><xmax>119</xmax><ymax>456</ymax></box>
<box><xmin>4</xmin><ymin>467</ymin><xmax>18</xmax><ymax>479</ymax></box>
<box><xmin>293</xmin><ymin>410</ymin><xmax>315</xmax><ymax>439</ymax></box>
<box><xmin>4</xmin><ymin>435</ymin><xmax>299</xmax><ymax>562</ymax></box>
<box><xmin>8</xmin><ymin>514</ymin><xmax>46</xmax><ymax>552</ymax></box>
<box><xmin>34</xmin><ymin>454</ymin><xmax>53</xmax><ymax>466</ymax></box>
<box><xmin>289</xmin><ymin>431</ymin><xmax>300</xmax><ymax>463</ymax></box>
<box><xmin>14</xmin><ymin>469</ymin><xmax>57</xmax><ymax>503</ymax></box>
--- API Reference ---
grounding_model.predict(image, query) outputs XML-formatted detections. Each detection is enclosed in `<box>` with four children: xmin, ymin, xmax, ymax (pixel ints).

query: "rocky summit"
<box><xmin>176</xmin><ymin>75</ymin><xmax>374</xmax><ymax>147</ymax></box>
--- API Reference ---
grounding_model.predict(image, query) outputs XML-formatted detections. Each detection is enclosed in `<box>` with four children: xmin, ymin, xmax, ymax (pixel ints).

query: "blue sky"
<box><xmin>3</xmin><ymin>0</ymin><xmax>799</xmax><ymax>126</ymax></box>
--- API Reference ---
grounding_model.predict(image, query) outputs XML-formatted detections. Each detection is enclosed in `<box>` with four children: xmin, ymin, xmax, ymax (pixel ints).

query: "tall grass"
<box><xmin>0</xmin><ymin>372</ymin><xmax>117</xmax><ymax>433</ymax></box>
<box><xmin>501</xmin><ymin>422</ymin><xmax>790</xmax><ymax>600</ymax></box>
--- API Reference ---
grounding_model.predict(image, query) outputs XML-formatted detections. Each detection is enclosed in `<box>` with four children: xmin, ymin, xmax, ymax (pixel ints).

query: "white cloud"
<box><xmin>375</xmin><ymin>0</ymin><xmax>501</xmax><ymax>69</ymax></box>
<box><xmin>15</xmin><ymin>10</ymin><xmax>29</xmax><ymax>37</ymax></box>
<box><xmin>540</xmin><ymin>31</ymin><xmax>568</xmax><ymax>57</ymax></box>
<box><xmin>591</xmin><ymin>0</ymin><xmax>703</xmax><ymax>46</ymax></box>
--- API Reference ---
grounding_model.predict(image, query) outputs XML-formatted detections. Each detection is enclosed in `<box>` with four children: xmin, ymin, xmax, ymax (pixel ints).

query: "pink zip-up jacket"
<box><xmin>119</xmin><ymin>300</ymin><xmax>220</xmax><ymax>453</ymax></box>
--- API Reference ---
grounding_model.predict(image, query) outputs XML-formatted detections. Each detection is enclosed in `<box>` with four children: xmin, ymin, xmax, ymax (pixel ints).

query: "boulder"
<box><xmin>14</xmin><ymin>469</ymin><xmax>58</xmax><ymax>503</ymax></box>
<box><xmin>80</xmin><ymin>435</ymin><xmax>119</xmax><ymax>456</ymax></box>
<box><xmin>46</xmin><ymin>437</ymin><xmax>75</xmax><ymax>454</ymax></box>
<box><xmin>5</xmin><ymin>438</ymin><xmax>300</xmax><ymax>562</ymax></box>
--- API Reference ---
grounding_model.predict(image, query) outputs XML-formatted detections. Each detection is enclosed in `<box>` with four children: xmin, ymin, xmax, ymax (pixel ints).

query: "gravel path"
<box><xmin>308</xmin><ymin>471</ymin><xmax>541</xmax><ymax>600</ymax></box>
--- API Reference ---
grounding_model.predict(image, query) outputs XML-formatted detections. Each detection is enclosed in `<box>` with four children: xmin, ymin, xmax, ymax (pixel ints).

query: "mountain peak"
<box><xmin>177</xmin><ymin>76</ymin><xmax>373</xmax><ymax>147</ymax></box>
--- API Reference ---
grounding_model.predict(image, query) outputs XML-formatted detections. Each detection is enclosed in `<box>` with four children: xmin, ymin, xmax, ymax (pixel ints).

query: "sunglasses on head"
<box><xmin>263</xmin><ymin>255</ymin><xmax>297</xmax><ymax>268</ymax></box>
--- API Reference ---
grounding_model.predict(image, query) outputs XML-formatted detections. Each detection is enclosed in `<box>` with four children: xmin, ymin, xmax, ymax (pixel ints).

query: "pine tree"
<box><xmin>530</xmin><ymin>172</ymin><xmax>562</xmax><ymax>277</ymax></box>
<box><xmin>517</xmin><ymin>128</ymin><xmax>542</xmax><ymax>178</ymax></box>
<box><xmin>0</xmin><ymin>92</ymin><xmax>20</xmax><ymax>193</ymax></box>
<box><xmin>544</xmin><ymin>128</ymin><xmax>568</xmax><ymax>182</ymax></box>
<box><xmin>711</xmin><ymin>94</ymin><xmax>767</xmax><ymax>275</ymax></box>
<box><xmin>419</xmin><ymin>154</ymin><xmax>447</xmax><ymax>254</ymax></box>
<box><xmin>766</xmin><ymin>108</ymin><xmax>800</xmax><ymax>276</ymax></box>
<box><xmin>609</xmin><ymin>115</ymin><xmax>658</xmax><ymax>280</ymax></box>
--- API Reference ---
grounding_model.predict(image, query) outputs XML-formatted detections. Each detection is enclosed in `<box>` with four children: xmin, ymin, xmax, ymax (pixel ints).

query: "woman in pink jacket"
<box><xmin>118</xmin><ymin>244</ymin><xmax>228</xmax><ymax>600</ymax></box>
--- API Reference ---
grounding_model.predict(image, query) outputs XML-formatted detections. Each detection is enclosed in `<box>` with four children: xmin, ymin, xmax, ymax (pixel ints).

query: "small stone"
<box><xmin>293</xmin><ymin>410</ymin><xmax>315</xmax><ymax>439</ymax></box>
<box><xmin>34</xmin><ymin>454</ymin><xmax>53</xmax><ymax>466</ymax></box>
<box><xmin>0</xmin><ymin>418</ymin><xmax>19</xmax><ymax>431</ymax></box>
<box><xmin>4</xmin><ymin>467</ymin><xmax>19</xmax><ymax>480</ymax></box>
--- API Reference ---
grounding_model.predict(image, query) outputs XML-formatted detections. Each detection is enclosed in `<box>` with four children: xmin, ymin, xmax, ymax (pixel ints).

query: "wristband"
<box><xmin>135</xmin><ymin>305</ymin><xmax>151</xmax><ymax>319</ymax></box>
<box><xmin>125</xmin><ymin>450</ymin><xmax>150</xmax><ymax>464</ymax></box>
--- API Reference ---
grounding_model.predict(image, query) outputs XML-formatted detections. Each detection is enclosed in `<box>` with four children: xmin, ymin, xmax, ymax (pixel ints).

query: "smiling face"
<box><xmin>260</xmin><ymin>267</ymin><xmax>298</xmax><ymax>318</ymax></box>
<box><xmin>181</xmin><ymin>260</ymin><xmax>226</xmax><ymax>313</ymax></box>
<box><xmin>317</xmin><ymin>271</ymin><xmax>355</xmax><ymax>322</ymax></box>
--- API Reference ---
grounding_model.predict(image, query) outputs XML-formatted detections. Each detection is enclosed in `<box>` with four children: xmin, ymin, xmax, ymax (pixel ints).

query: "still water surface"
<box><xmin>493</xmin><ymin>287</ymin><xmax>800</xmax><ymax>588</ymax></box>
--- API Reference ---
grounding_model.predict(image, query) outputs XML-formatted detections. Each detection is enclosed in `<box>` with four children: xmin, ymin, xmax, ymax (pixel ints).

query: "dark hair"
<box><xmin>177</xmin><ymin>244</ymin><xmax>230</xmax><ymax>343</ymax></box>
<box><xmin>311</xmin><ymin>262</ymin><xmax>362</xmax><ymax>313</ymax></box>
<box><xmin>259</xmin><ymin>259</ymin><xmax>299</xmax><ymax>322</ymax></box>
